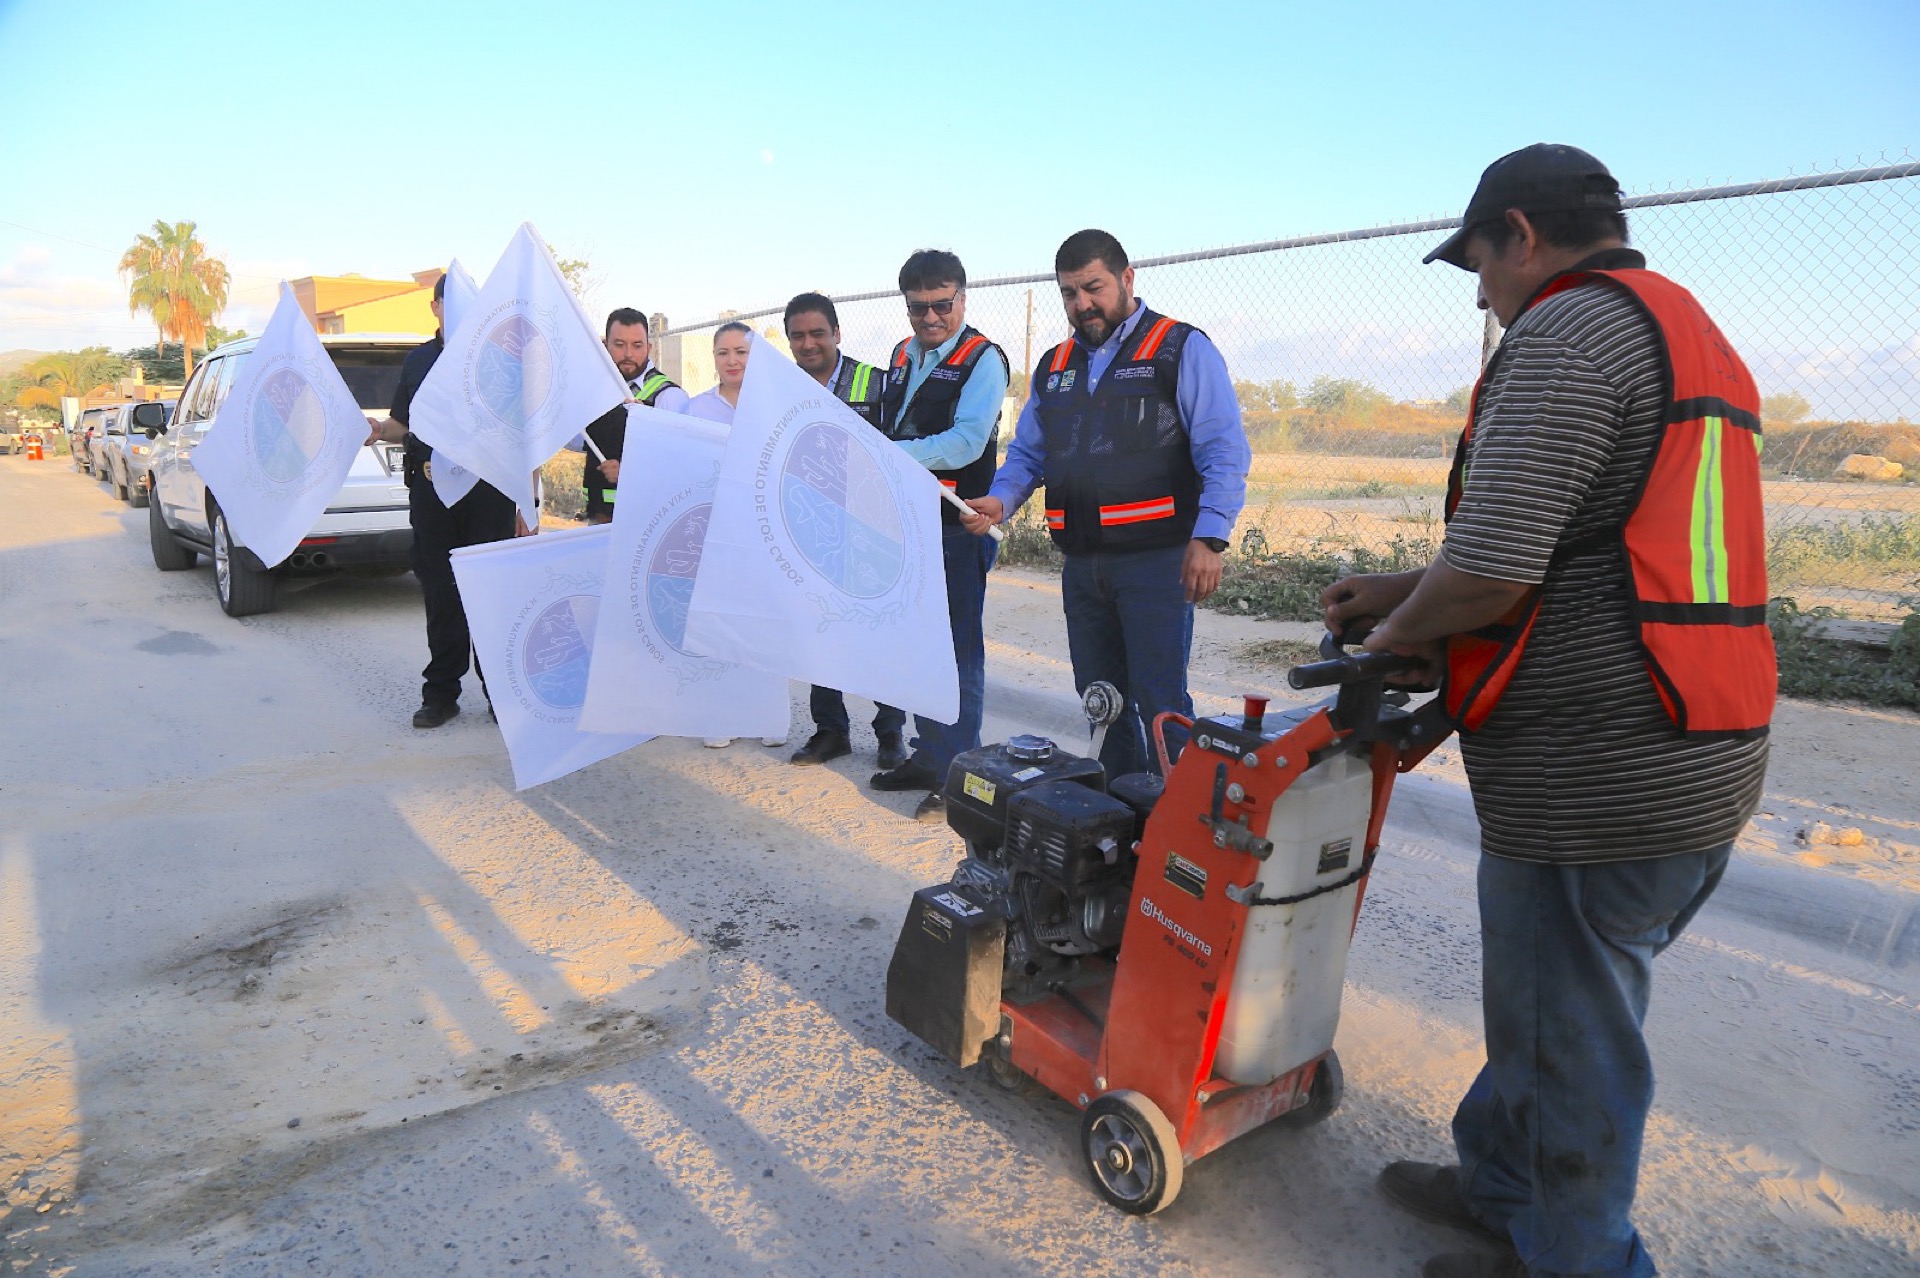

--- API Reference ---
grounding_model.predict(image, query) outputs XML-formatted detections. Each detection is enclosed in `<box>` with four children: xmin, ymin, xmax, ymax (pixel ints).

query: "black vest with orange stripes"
<box><xmin>1030</xmin><ymin>308</ymin><xmax>1200</xmax><ymax>554</ymax></box>
<box><xmin>880</xmin><ymin>326</ymin><xmax>1007</xmax><ymax>524</ymax></box>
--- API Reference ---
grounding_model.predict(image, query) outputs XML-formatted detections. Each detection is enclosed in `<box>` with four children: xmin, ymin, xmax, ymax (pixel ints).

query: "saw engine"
<box><xmin>945</xmin><ymin>735</ymin><xmax>1160</xmax><ymax>990</ymax></box>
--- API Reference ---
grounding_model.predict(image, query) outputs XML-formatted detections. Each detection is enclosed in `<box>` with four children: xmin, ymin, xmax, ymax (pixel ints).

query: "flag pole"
<box><xmin>939</xmin><ymin>485</ymin><xmax>1004</xmax><ymax>542</ymax></box>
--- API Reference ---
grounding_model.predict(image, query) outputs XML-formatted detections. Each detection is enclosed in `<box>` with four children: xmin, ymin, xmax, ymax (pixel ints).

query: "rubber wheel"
<box><xmin>129</xmin><ymin>476</ymin><xmax>149</xmax><ymax>509</ymax></box>
<box><xmin>213</xmin><ymin>508</ymin><xmax>277</xmax><ymax>617</ymax></box>
<box><xmin>113</xmin><ymin>467</ymin><xmax>130</xmax><ymax>502</ymax></box>
<box><xmin>982</xmin><ymin>1047</ymin><xmax>1038</xmax><ymax>1097</ymax></box>
<box><xmin>1275</xmin><ymin>1050</ymin><xmax>1345</xmax><ymax>1129</ymax></box>
<box><xmin>148</xmin><ymin>494</ymin><xmax>196</xmax><ymax>570</ymax></box>
<box><xmin>1080</xmin><ymin>1090</ymin><xmax>1184</xmax><ymax>1215</ymax></box>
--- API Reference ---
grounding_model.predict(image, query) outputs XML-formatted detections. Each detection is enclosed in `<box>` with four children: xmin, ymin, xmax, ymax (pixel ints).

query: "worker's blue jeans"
<box><xmin>1455</xmin><ymin>843</ymin><xmax>1731</xmax><ymax>1278</ymax></box>
<box><xmin>1061</xmin><ymin>543</ymin><xmax>1194</xmax><ymax>778</ymax></box>
<box><xmin>909</xmin><ymin>525</ymin><xmax>996</xmax><ymax>781</ymax></box>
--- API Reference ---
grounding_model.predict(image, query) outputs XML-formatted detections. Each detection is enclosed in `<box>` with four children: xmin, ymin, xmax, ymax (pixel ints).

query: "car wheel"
<box><xmin>129</xmin><ymin>475</ymin><xmax>149</xmax><ymax>509</ymax></box>
<box><xmin>113</xmin><ymin>465</ymin><xmax>130</xmax><ymax>502</ymax></box>
<box><xmin>148</xmin><ymin>492</ymin><xmax>196</xmax><ymax>570</ymax></box>
<box><xmin>212</xmin><ymin>508</ymin><xmax>277</xmax><ymax>617</ymax></box>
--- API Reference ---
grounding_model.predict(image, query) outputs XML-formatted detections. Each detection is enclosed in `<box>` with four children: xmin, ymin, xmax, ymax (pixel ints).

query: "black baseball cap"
<box><xmin>1424</xmin><ymin>144</ymin><xmax>1623</xmax><ymax>268</ymax></box>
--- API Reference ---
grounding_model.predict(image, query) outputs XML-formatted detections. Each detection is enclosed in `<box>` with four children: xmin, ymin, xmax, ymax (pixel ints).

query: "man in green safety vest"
<box><xmin>573</xmin><ymin>307</ymin><xmax>691</xmax><ymax>524</ymax></box>
<box><xmin>781</xmin><ymin>290</ymin><xmax>908</xmax><ymax>772</ymax></box>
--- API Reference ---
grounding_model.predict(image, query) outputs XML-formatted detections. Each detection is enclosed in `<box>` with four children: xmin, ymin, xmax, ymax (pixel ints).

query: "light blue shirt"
<box><xmin>892</xmin><ymin>326</ymin><xmax>1008</xmax><ymax>472</ymax></box>
<box><xmin>988</xmin><ymin>298</ymin><xmax>1249</xmax><ymax>544</ymax></box>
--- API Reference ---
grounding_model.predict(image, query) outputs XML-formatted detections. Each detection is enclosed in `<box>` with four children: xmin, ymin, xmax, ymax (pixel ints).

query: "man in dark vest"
<box><xmin>960</xmin><ymin>229</ymin><xmax>1249</xmax><ymax>779</ymax></box>
<box><xmin>868</xmin><ymin>249</ymin><xmax>1009</xmax><ymax>821</ymax></box>
<box><xmin>1324</xmin><ymin>145</ymin><xmax>1772</xmax><ymax>1278</ymax></box>
<box><xmin>572</xmin><ymin>307</ymin><xmax>690</xmax><ymax>524</ymax></box>
<box><xmin>782</xmin><ymin>291</ymin><xmax>908</xmax><ymax>771</ymax></box>
<box><xmin>366</xmin><ymin>272</ymin><xmax>525</xmax><ymax>728</ymax></box>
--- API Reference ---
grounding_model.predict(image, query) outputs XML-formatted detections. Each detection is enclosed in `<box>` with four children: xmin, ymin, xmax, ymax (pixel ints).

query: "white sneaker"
<box><xmin>703</xmin><ymin>738</ymin><xmax>733</xmax><ymax>749</ymax></box>
<box><xmin>760</xmin><ymin>736</ymin><xmax>788</xmax><ymax>747</ymax></box>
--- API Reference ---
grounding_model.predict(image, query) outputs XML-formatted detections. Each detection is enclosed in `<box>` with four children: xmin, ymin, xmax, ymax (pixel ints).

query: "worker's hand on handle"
<box><xmin>1359</xmin><ymin>614</ymin><xmax>1445</xmax><ymax>689</ymax></box>
<box><xmin>599</xmin><ymin>458</ymin><xmax>621</xmax><ymax>484</ymax></box>
<box><xmin>1182</xmin><ymin>538</ymin><xmax>1224</xmax><ymax>604</ymax></box>
<box><xmin>365</xmin><ymin>417</ymin><xmax>403</xmax><ymax>447</ymax></box>
<box><xmin>1320</xmin><ymin>568</ymin><xmax>1425</xmax><ymax>638</ymax></box>
<box><xmin>960</xmin><ymin>495</ymin><xmax>1004</xmax><ymax>537</ymax></box>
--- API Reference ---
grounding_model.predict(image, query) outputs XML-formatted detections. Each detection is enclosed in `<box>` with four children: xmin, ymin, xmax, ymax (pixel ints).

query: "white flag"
<box><xmin>407</xmin><ymin>223</ymin><xmax>625</xmax><ymax>518</ymax></box>
<box><xmin>450</xmin><ymin>524</ymin><xmax>652</xmax><ymax>790</ymax></box>
<box><xmin>191</xmin><ymin>283</ymin><xmax>373</xmax><ymax>568</ymax></box>
<box><xmin>430</xmin><ymin>258</ymin><xmax>482</xmax><ymax>509</ymax></box>
<box><xmin>577</xmin><ymin>406</ymin><xmax>791</xmax><ymax>738</ymax></box>
<box><xmin>684</xmin><ymin>333</ymin><xmax>958</xmax><ymax>723</ymax></box>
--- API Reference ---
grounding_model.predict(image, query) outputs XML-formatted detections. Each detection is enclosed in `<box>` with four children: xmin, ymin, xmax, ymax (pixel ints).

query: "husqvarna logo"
<box><xmin>1139</xmin><ymin>896</ymin><xmax>1212</xmax><ymax>957</ymax></box>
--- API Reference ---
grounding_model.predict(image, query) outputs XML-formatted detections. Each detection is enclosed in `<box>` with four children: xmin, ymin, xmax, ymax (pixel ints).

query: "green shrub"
<box><xmin>1769</xmin><ymin>598</ymin><xmax>1920</xmax><ymax>708</ymax></box>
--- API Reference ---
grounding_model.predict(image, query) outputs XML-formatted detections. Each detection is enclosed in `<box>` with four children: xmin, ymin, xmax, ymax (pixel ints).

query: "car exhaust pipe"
<box><xmin>309</xmin><ymin>551</ymin><xmax>330</xmax><ymax>568</ymax></box>
<box><xmin>288</xmin><ymin>553</ymin><xmax>309</xmax><ymax>569</ymax></box>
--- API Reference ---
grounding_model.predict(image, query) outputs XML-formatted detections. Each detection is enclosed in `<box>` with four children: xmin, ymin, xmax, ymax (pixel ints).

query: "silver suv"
<box><xmin>146</xmin><ymin>333</ymin><xmax>421</xmax><ymax>617</ymax></box>
<box><xmin>95</xmin><ymin>400</ymin><xmax>175</xmax><ymax>507</ymax></box>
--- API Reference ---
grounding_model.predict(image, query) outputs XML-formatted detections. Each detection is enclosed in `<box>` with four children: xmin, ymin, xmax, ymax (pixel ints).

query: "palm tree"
<box><xmin>119</xmin><ymin>220</ymin><xmax>231</xmax><ymax>380</ymax></box>
<box><xmin>14</xmin><ymin>348</ymin><xmax>127</xmax><ymax>409</ymax></box>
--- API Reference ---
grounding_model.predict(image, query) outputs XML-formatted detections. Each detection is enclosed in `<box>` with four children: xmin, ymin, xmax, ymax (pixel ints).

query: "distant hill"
<box><xmin>0</xmin><ymin>349</ymin><xmax>47</xmax><ymax>375</ymax></box>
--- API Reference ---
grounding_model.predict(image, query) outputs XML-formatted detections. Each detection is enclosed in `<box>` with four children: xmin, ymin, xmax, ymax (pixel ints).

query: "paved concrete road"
<box><xmin>2</xmin><ymin>454</ymin><xmax>1916</xmax><ymax>1276</ymax></box>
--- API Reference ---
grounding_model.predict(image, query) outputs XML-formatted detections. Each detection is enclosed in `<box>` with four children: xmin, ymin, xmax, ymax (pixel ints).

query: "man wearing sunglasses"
<box><xmin>869</xmin><ymin>249</ymin><xmax>1010</xmax><ymax>821</ymax></box>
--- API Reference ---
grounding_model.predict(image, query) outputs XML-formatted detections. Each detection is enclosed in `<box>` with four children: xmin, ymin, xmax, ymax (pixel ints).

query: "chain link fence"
<box><xmin>659</xmin><ymin>154</ymin><xmax>1920</xmax><ymax>620</ymax></box>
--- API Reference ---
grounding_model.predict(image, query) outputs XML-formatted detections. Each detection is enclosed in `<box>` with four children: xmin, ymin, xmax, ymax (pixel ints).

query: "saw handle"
<box><xmin>1288</xmin><ymin>628</ymin><xmax>1423</xmax><ymax>689</ymax></box>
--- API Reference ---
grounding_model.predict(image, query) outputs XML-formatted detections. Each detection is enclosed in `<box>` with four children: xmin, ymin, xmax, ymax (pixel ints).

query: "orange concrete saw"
<box><xmin>885</xmin><ymin>634</ymin><xmax>1448</xmax><ymax>1213</ymax></box>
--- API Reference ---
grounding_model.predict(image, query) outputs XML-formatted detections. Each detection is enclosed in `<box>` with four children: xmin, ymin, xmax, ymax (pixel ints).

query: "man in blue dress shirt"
<box><xmin>961</xmin><ymin>229</ymin><xmax>1249</xmax><ymax>777</ymax></box>
<box><xmin>870</xmin><ymin>249</ymin><xmax>1010</xmax><ymax>821</ymax></box>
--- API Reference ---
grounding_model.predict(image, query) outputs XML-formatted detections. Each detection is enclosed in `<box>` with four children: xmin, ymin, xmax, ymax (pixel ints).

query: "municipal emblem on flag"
<box><xmin>779</xmin><ymin>421</ymin><xmax>905</xmax><ymax>600</ymax></box>
<box><xmin>473</xmin><ymin>309</ymin><xmax>559</xmax><ymax>436</ymax></box>
<box><xmin>249</xmin><ymin>366</ymin><xmax>328</xmax><ymax>484</ymax></box>
<box><xmin>646</xmin><ymin>503</ymin><xmax>710</xmax><ymax>654</ymax></box>
<box><xmin>519</xmin><ymin>594</ymin><xmax>599</xmax><ymax>710</ymax></box>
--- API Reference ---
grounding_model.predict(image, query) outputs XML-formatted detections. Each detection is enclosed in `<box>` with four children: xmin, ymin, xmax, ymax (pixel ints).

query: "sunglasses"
<box><xmin>905</xmin><ymin>295</ymin><xmax>959</xmax><ymax>318</ymax></box>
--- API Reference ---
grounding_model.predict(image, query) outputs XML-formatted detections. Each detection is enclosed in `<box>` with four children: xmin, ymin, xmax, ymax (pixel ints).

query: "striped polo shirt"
<box><xmin>1442</xmin><ymin>251</ymin><xmax>1769</xmax><ymax>864</ymax></box>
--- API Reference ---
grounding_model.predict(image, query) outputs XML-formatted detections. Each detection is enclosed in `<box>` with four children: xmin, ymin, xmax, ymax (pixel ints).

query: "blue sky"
<box><xmin>1</xmin><ymin>0</ymin><xmax>1914</xmax><ymax>357</ymax></box>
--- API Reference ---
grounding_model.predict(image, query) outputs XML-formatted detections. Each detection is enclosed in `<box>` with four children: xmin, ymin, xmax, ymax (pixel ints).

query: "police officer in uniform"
<box><xmin>869</xmin><ymin>250</ymin><xmax>1009</xmax><ymax>820</ymax></box>
<box><xmin>573</xmin><ymin>307</ymin><xmax>691</xmax><ymax>524</ymax></box>
<box><xmin>366</xmin><ymin>273</ymin><xmax>524</xmax><ymax>727</ymax></box>
<box><xmin>961</xmin><ymin>229</ymin><xmax>1249</xmax><ymax>778</ymax></box>
<box><xmin>782</xmin><ymin>291</ymin><xmax>908</xmax><ymax>770</ymax></box>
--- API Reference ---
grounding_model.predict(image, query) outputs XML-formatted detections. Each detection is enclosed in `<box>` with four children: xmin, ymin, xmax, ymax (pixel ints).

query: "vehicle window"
<box><xmin>104</xmin><ymin>408</ymin><xmax>124</xmax><ymax>435</ymax></box>
<box><xmin>327</xmin><ymin>346</ymin><xmax>410</xmax><ymax>412</ymax></box>
<box><xmin>177</xmin><ymin>363</ymin><xmax>216</xmax><ymax>425</ymax></box>
<box><xmin>208</xmin><ymin>351</ymin><xmax>246</xmax><ymax>422</ymax></box>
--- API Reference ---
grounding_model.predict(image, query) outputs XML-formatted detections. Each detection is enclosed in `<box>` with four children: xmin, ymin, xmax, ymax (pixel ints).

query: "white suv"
<box><xmin>145</xmin><ymin>333</ymin><xmax>423</xmax><ymax>617</ymax></box>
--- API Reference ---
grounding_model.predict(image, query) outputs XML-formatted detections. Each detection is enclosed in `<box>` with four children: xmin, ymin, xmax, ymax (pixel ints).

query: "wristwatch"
<box><xmin>1198</xmin><ymin>536</ymin><xmax>1228</xmax><ymax>553</ymax></box>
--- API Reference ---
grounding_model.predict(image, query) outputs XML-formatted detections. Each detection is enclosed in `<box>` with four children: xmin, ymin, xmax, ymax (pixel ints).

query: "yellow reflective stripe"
<box><xmin>850</xmin><ymin>363</ymin><xmax>873</xmax><ymax>401</ymax></box>
<box><xmin>1689</xmin><ymin>417</ymin><xmax>1730</xmax><ymax>604</ymax></box>
<box><xmin>638</xmin><ymin>372</ymin><xmax>670</xmax><ymax>399</ymax></box>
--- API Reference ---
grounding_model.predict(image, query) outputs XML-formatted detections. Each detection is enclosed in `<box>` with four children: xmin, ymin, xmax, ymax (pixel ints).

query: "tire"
<box><xmin>1080</xmin><ymin>1090</ymin><xmax>1184</xmax><ymax>1215</ymax></box>
<box><xmin>113</xmin><ymin>464</ymin><xmax>130</xmax><ymax>502</ymax></box>
<box><xmin>212</xmin><ymin>507</ymin><xmax>277</xmax><ymax>617</ymax></box>
<box><xmin>1275</xmin><ymin>1050</ymin><xmax>1345</xmax><ymax>1129</ymax></box>
<box><xmin>148</xmin><ymin>493</ymin><xmax>197</xmax><ymax>571</ymax></box>
<box><xmin>129</xmin><ymin>475</ymin><xmax>149</xmax><ymax>509</ymax></box>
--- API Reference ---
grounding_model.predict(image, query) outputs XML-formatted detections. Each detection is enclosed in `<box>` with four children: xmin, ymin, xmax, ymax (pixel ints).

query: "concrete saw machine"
<box><xmin>885</xmin><ymin>633</ymin><xmax>1449</xmax><ymax>1214</ymax></box>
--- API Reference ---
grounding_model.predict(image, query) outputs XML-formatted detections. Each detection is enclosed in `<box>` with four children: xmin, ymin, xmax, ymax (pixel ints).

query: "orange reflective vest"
<box><xmin>1443</xmin><ymin>268</ymin><xmax>1776</xmax><ymax>738</ymax></box>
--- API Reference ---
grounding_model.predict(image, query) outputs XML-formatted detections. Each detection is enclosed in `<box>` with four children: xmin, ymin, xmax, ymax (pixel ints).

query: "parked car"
<box><xmin>146</xmin><ymin>334</ymin><xmax>419</xmax><ymax>617</ymax></box>
<box><xmin>94</xmin><ymin>400</ymin><xmax>176</xmax><ymax>507</ymax></box>
<box><xmin>70</xmin><ymin>404</ymin><xmax>122</xmax><ymax>476</ymax></box>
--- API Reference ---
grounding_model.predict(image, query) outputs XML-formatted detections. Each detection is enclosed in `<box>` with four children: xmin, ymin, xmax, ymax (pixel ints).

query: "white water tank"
<box><xmin>1213</xmin><ymin>749</ymin><xmax>1374</xmax><ymax>1085</ymax></box>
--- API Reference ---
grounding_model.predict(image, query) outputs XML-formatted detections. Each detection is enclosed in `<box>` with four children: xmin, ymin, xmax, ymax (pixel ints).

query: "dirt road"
<box><xmin>3</xmin><ymin>453</ymin><xmax>1916</xmax><ymax>1275</ymax></box>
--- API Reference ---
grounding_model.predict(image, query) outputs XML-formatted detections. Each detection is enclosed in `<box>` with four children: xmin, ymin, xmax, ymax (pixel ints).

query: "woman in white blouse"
<box><xmin>687</xmin><ymin>321</ymin><xmax>788</xmax><ymax>749</ymax></box>
<box><xmin>685</xmin><ymin>322</ymin><xmax>752</xmax><ymax>425</ymax></box>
